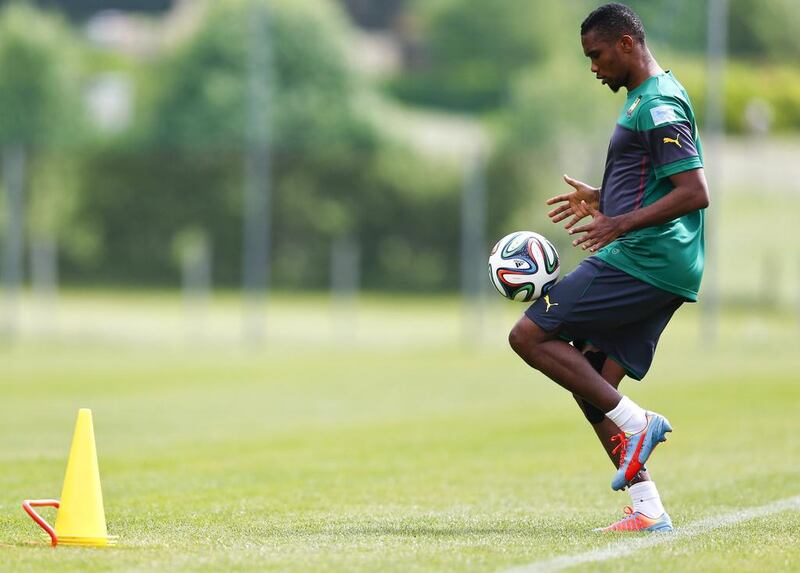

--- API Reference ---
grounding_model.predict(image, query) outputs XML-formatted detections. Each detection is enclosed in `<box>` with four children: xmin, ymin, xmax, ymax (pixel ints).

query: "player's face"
<box><xmin>581</xmin><ymin>31</ymin><xmax>629</xmax><ymax>93</ymax></box>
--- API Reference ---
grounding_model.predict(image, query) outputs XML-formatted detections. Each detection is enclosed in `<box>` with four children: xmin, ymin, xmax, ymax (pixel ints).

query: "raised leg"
<box><xmin>508</xmin><ymin>315</ymin><xmax>621</xmax><ymax>412</ymax></box>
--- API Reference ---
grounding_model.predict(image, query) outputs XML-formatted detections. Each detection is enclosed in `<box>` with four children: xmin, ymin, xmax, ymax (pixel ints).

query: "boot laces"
<box><xmin>611</xmin><ymin>432</ymin><xmax>629</xmax><ymax>466</ymax></box>
<box><xmin>599</xmin><ymin>506</ymin><xmax>649</xmax><ymax>532</ymax></box>
<box><xmin>616</xmin><ymin>506</ymin><xmax>640</xmax><ymax>530</ymax></box>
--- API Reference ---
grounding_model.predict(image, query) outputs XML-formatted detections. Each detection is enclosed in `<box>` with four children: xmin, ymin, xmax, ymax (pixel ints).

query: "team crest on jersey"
<box><xmin>626</xmin><ymin>96</ymin><xmax>642</xmax><ymax>118</ymax></box>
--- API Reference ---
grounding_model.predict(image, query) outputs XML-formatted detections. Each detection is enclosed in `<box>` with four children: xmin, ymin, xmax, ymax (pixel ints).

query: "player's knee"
<box><xmin>508</xmin><ymin>323</ymin><xmax>527</xmax><ymax>356</ymax></box>
<box><xmin>508</xmin><ymin>320</ymin><xmax>534</xmax><ymax>357</ymax></box>
<box><xmin>508</xmin><ymin>318</ymin><xmax>547</xmax><ymax>367</ymax></box>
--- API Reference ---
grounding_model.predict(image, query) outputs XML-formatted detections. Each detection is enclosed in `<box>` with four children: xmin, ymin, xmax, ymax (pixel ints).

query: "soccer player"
<box><xmin>508</xmin><ymin>3</ymin><xmax>709</xmax><ymax>532</ymax></box>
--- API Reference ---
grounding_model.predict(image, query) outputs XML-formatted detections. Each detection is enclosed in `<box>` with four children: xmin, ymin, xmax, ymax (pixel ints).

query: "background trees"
<box><xmin>2</xmin><ymin>0</ymin><xmax>800</xmax><ymax>292</ymax></box>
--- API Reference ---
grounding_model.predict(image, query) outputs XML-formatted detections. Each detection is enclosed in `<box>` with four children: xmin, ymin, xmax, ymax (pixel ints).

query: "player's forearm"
<box><xmin>617</xmin><ymin>183</ymin><xmax>709</xmax><ymax>234</ymax></box>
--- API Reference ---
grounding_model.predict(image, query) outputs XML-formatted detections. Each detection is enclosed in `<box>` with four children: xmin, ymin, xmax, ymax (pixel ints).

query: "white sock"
<box><xmin>605</xmin><ymin>396</ymin><xmax>647</xmax><ymax>434</ymax></box>
<box><xmin>629</xmin><ymin>480</ymin><xmax>666</xmax><ymax>518</ymax></box>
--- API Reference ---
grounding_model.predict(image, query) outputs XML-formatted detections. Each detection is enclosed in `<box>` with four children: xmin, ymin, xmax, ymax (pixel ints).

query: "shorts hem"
<box><xmin>523</xmin><ymin>311</ymin><xmax>562</xmax><ymax>336</ymax></box>
<box><xmin>583</xmin><ymin>337</ymin><xmax>645</xmax><ymax>381</ymax></box>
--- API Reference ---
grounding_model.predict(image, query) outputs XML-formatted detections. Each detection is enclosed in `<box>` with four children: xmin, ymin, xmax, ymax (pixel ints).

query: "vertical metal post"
<box><xmin>2</xmin><ymin>144</ymin><xmax>26</xmax><ymax>338</ymax></box>
<box><xmin>797</xmin><ymin>256</ymin><xmax>800</xmax><ymax>329</ymax></box>
<box><xmin>30</xmin><ymin>231</ymin><xmax>58</xmax><ymax>334</ymax></box>
<box><xmin>242</xmin><ymin>0</ymin><xmax>272</xmax><ymax>346</ymax></box>
<box><xmin>331</xmin><ymin>235</ymin><xmax>360</xmax><ymax>344</ymax></box>
<box><xmin>460</xmin><ymin>149</ymin><xmax>487</xmax><ymax>346</ymax></box>
<box><xmin>702</xmin><ymin>0</ymin><xmax>728</xmax><ymax>347</ymax></box>
<box><xmin>180</xmin><ymin>231</ymin><xmax>211</xmax><ymax>344</ymax></box>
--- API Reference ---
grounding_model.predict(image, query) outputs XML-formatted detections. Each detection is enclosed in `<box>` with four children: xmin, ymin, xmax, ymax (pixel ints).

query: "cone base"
<box><xmin>57</xmin><ymin>535</ymin><xmax>117</xmax><ymax>547</ymax></box>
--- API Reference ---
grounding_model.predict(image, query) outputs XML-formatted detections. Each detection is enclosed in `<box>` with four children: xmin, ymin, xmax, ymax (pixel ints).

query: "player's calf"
<box><xmin>574</xmin><ymin>346</ymin><xmax>607</xmax><ymax>424</ymax></box>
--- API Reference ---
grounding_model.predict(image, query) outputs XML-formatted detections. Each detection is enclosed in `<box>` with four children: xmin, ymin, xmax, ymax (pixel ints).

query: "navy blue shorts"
<box><xmin>524</xmin><ymin>257</ymin><xmax>685</xmax><ymax>380</ymax></box>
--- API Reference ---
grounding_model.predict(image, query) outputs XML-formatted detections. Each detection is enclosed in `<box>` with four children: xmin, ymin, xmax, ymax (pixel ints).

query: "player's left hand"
<box><xmin>568</xmin><ymin>201</ymin><xmax>625</xmax><ymax>252</ymax></box>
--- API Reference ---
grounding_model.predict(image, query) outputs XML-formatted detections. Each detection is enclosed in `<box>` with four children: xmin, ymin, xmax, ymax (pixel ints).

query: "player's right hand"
<box><xmin>546</xmin><ymin>175</ymin><xmax>601</xmax><ymax>230</ymax></box>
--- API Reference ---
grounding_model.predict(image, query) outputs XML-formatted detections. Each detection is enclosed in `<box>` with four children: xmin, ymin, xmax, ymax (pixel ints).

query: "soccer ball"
<box><xmin>488</xmin><ymin>231</ymin><xmax>560</xmax><ymax>302</ymax></box>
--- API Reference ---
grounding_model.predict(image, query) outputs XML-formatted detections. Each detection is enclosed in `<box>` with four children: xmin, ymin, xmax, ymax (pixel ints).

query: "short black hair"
<box><xmin>581</xmin><ymin>3</ymin><xmax>646</xmax><ymax>45</ymax></box>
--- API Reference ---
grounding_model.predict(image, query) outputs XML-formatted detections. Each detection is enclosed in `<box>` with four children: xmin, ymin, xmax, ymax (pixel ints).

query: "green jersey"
<box><xmin>594</xmin><ymin>71</ymin><xmax>705</xmax><ymax>301</ymax></box>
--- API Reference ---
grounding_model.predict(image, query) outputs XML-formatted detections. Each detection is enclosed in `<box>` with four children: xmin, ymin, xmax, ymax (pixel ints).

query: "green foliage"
<box><xmin>0</xmin><ymin>3</ymin><xmax>84</xmax><ymax>147</ymax></box>
<box><xmin>0</xmin><ymin>3</ymin><xmax>87</xmax><ymax>268</ymax></box>
<box><xmin>76</xmin><ymin>0</ymin><xmax>371</xmax><ymax>285</ymax></box>
<box><xmin>72</xmin><ymin>0</ymin><xmax>464</xmax><ymax>291</ymax></box>
<box><xmin>728</xmin><ymin>0</ymin><xmax>800</xmax><ymax>60</ymax></box>
<box><xmin>668</xmin><ymin>58</ymin><xmax>800</xmax><ymax>134</ymax></box>
<box><xmin>606</xmin><ymin>0</ymin><xmax>800</xmax><ymax>62</ymax></box>
<box><xmin>146</xmin><ymin>0</ymin><xmax>359</xmax><ymax>150</ymax></box>
<box><xmin>388</xmin><ymin>0</ymin><xmax>563</xmax><ymax>111</ymax></box>
<box><xmin>352</xmin><ymin>145</ymin><xmax>459</xmax><ymax>290</ymax></box>
<box><xmin>392</xmin><ymin>0</ymin><xmax>800</xmax><ymax>117</ymax></box>
<box><xmin>71</xmin><ymin>145</ymin><xmax>242</xmax><ymax>284</ymax></box>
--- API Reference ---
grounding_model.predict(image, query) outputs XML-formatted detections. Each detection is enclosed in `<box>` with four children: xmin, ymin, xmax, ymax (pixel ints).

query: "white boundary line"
<box><xmin>500</xmin><ymin>495</ymin><xmax>800</xmax><ymax>573</ymax></box>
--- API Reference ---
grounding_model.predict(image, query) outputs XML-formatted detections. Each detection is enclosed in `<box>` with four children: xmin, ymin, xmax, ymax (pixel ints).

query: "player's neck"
<box><xmin>625</xmin><ymin>51</ymin><xmax>664</xmax><ymax>93</ymax></box>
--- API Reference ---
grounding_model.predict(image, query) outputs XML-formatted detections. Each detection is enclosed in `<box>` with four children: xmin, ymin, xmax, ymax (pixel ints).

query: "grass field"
<box><xmin>1</xmin><ymin>293</ymin><xmax>798</xmax><ymax>572</ymax></box>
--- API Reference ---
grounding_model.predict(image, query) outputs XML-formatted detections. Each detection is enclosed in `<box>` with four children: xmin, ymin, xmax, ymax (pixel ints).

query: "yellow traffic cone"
<box><xmin>53</xmin><ymin>408</ymin><xmax>116</xmax><ymax>547</ymax></box>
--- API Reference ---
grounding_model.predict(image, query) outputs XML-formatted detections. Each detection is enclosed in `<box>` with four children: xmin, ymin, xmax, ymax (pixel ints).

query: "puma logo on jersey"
<box><xmin>544</xmin><ymin>294</ymin><xmax>559</xmax><ymax>313</ymax></box>
<box><xmin>662</xmin><ymin>134</ymin><xmax>681</xmax><ymax>148</ymax></box>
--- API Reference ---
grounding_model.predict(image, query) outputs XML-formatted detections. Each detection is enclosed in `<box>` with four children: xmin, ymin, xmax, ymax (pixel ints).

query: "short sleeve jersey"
<box><xmin>594</xmin><ymin>71</ymin><xmax>705</xmax><ymax>301</ymax></box>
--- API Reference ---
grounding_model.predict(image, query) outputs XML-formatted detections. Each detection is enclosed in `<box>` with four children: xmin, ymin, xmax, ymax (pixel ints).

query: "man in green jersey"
<box><xmin>508</xmin><ymin>3</ymin><xmax>710</xmax><ymax>532</ymax></box>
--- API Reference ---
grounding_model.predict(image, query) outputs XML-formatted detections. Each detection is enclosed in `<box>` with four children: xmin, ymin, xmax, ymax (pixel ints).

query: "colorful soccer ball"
<box><xmin>488</xmin><ymin>231</ymin><xmax>560</xmax><ymax>302</ymax></box>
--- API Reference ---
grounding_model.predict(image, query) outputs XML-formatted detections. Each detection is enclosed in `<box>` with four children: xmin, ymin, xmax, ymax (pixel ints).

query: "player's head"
<box><xmin>580</xmin><ymin>3</ymin><xmax>646</xmax><ymax>93</ymax></box>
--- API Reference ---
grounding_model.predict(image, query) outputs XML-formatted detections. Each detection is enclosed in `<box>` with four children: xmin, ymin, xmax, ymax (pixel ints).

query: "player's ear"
<box><xmin>619</xmin><ymin>35</ymin><xmax>635</xmax><ymax>53</ymax></box>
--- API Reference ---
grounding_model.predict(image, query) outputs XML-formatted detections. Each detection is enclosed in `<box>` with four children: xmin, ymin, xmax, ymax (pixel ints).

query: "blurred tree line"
<box><xmin>389</xmin><ymin>0</ymin><xmax>800</xmax><ymax>118</ymax></box>
<box><xmin>1</xmin><ymin>0</ymin><xmax>800</xmax><ymax>292</ymax></box>
<box><xmin>1</xmin><ymin>0</ymin><xmax>467</xmax><ymax>291</ymax></box>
